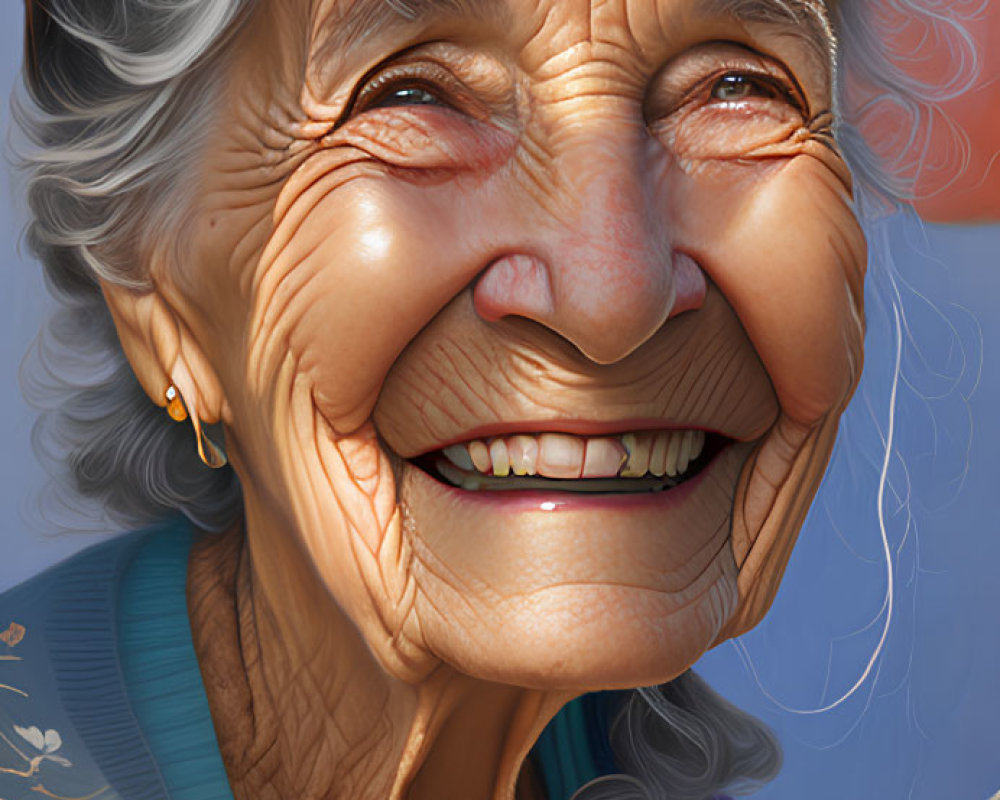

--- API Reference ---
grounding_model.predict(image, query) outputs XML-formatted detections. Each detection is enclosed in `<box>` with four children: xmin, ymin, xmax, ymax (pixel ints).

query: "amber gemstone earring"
<box><xmin>165</xmin><ymin>385</ymin><xmax>188</xmax><ymax>421</ymax></box>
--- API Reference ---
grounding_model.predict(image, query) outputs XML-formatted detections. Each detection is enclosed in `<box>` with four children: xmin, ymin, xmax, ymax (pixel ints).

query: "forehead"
<box><xmin>314</xmin><ymin>0</ymin><xmax>834</xmax><ymax>62</ymax></box>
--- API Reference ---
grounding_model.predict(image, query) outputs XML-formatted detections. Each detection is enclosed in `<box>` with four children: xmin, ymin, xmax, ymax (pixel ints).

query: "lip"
<box><xmin>406</xmin><ymin>418</ymin><xmax>733</xmax><ymax>458</ymax></box>
<box><xmin>402</xmin><ymin>438</ymin><xmax>748</xmax><ymax>513</ymax></box>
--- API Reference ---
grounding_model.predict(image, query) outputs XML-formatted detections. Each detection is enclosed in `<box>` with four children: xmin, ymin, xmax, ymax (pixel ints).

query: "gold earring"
<box><xmin>165</xmin><ymin>385</ymin><xmax>188</xmax><ymax>422</ymax></box>
<box><xmin>194</xmin><ymin>424</ymin><xmax>228</xmax><ymax>469</ymax></box>
<box><xmin>191</xmin><ymin>415</ymin><xmax>228</xmax><ymax>469</ymax></box>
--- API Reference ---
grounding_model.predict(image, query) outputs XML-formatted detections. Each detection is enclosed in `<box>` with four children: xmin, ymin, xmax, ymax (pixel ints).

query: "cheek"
<box><xmin>657</xmin><ymin>145</ymin><xmax>867</xmax><ymax>639</ymax></box>
<box><xmin>670</xmin><ymin>152</ymin><xmax>867</xmax><ymax>425</ymax></box>
<box><xmin>244</xmin><ymin>113</ymin><xmax>518</xmax><ymax>433</ymax></box>
<box><xmin>250</xmin><ymin>174</ymin><xmax>494</xmax><ymax>432</ymax></box>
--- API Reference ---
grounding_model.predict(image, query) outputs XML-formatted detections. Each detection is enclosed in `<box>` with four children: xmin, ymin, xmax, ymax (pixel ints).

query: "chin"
<box><xmin>440</xmin><ymin>567</ymin><xmax>740</xmax><ymax>691</ymax></box>
<box><xmin>393</xmin><ymin>433</ymin><xmax>752</xmax><ymax>691</ymax></box>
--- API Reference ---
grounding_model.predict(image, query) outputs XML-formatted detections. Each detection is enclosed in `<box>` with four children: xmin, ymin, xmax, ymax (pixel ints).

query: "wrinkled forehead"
<box><xmin>313</xmin><ymin>0</ymin><xmax>835</xmax><ymax>63</ymax></box>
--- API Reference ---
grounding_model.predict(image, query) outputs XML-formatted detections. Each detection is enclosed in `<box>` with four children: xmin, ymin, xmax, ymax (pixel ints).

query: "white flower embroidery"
<box><xmin>13</xmin><ymin>725</ymin><xmax>72</xmax><ymax>768</ymax></box>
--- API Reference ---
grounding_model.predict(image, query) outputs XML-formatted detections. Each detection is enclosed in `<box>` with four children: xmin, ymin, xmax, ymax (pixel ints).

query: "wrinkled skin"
<box><xmin>103</xmin><ymin>0</ymin><xmax>866</xmax><ymax>797</ymax></box>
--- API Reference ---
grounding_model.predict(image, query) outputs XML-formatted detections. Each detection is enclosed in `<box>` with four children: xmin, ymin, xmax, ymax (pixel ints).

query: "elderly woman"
<box><xmin>0</xmin><ymin>0</ymin><xmax>877</xmax><ymax>797</ymax></box>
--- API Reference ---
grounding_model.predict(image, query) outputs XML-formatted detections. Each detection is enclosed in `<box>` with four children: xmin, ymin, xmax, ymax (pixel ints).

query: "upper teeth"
<box><xmin>440</xmin><ymin>430</ymin><xmax>705</xmax><ymax>480</ymax></box>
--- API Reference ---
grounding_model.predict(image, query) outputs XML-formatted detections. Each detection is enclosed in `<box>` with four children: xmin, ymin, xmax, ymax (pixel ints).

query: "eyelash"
<box><xmin>708</xmin><ymin>72</ymin><xmax>793</xmax><ymax>103</ymax></box>
<box><xmin>341</xmin><ymin>60</ymin><xmax>463</xmax><ymax>122</ymax></box>
<box><xmin>341</xmin><ymin>57</ymin><xmax>805</xmax><ymax>122</ymax></box>
<box><xmin>695</xmin><ymin>68</ymin><xmax>805</xmax><ymax>113</ymax></box>
<box><xmin>359</xmin><ymin>77</ymin><xmax>450</xmax><ymax>111</ymax></box>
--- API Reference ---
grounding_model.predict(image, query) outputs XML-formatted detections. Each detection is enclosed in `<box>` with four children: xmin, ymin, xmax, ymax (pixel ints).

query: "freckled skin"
<box><xmin>102</xmin><ymin>0</ymin><xmax>866</xmax><ymax>797</ymax></box>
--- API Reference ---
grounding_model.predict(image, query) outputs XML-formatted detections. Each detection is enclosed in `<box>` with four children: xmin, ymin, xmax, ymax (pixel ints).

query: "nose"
<box><xmin>473</xmin><ymin>124</ymin><xmax>706</xmax><ymax>364</ymax></box>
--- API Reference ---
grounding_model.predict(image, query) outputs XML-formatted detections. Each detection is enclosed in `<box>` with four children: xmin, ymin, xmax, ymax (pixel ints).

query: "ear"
<box><xmin>100</xmin><ymin>280</ymin><xmax>229</xmax><ymax>426</ymax></box>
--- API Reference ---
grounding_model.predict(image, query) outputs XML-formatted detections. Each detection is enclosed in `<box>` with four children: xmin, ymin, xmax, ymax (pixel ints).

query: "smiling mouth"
<box><xmin>410</xmin><ymin>429</ymin><xmax>730</xmax><ymax>494</ymax></box>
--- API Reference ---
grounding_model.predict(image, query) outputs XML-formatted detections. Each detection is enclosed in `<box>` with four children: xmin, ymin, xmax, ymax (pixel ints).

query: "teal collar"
<box><xmin>117</xmin><ymin>521</ymin><xmax>234</xmax><ymax>800</ymax></box>
<box><xmin>117</xmin><ymin>520</ymin><xmax>612</xmax><ymax>800</ymax></box>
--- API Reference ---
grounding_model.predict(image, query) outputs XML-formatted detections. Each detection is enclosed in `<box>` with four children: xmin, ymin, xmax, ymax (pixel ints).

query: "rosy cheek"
<box><xmin>267</xmin><ymin>119</ymin><xmax>517</xmax><ymax>432</ymax></box>
<box><xmin>653</xmin><ymin>101</ymin><xmax>804</xmax><ymax>163</ymax></box>
<box><xmin>648</xmin><ymin>88</ymin><xmax>866</xmax><ymax>423</ymax></box>
<box><xmin>667</xmin><ymin>150</ymin><xmax>867</xmax><ymax>426</ymax></box>
<box><xmin>331</xmin><ymin>107</ymin><xmax>517</xmax><ymax>172</ymax></box>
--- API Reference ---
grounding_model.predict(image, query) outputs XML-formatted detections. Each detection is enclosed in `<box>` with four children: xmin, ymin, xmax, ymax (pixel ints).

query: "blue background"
<box><xmin>0</xmin><ymin>5</ymin><xmax>997</xmax><ymax>798</ymax></box>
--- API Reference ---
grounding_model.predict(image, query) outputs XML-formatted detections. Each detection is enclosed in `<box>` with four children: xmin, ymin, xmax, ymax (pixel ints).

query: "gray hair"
<box><xmin>14</xmin><ymin>0</ymin><xmax>977</xmax><ymax>797</ymax></box>
<box><xmin>573</xmin><ymin>673</ymin><xmax>782</xmax><ymax>800</ymax></box>
<box><xmin>19</xmin><ymin>0</ymin><xmax>251</xmax><ymax>530</ymax></box>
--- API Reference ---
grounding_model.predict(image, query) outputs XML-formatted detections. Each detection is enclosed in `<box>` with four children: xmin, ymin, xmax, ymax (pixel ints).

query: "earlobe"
<box><xmin>99</xmin><ymin>279</ymin><xmax>229</xmax><ymax>428</ymax></box>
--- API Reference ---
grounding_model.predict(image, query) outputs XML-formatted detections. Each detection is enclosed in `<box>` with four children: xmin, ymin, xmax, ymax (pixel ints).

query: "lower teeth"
<box><xmin>435</xmin><ymin>460</ymin><xmax>680</xmax><ymax>493</ymax></box>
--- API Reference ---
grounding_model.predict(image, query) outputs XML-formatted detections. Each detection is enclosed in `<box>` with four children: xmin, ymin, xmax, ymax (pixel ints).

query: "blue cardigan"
<box><xmin>0</xmin><ymin>519</ymin><xmax>616</xmax><ymax>800</ymax></box>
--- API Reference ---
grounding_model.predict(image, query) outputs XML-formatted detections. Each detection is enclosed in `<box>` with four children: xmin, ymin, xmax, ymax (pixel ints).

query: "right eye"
<box><xmin>344</xmin><ymin>60</ymin><xmax>465</xmax><ymax>121</ymax></box>
<box><xmin>370</xmin><ymin>85</ymin><xmax>443</xmax><ymax>108</ymax></box>
<box><xmin>355</xmin><ymin>78</ymin><xmax>454</xmax><ymax>113</ymax></box>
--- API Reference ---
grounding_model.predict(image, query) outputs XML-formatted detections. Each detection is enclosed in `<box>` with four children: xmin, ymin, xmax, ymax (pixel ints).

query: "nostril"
<box><xmin>473</xmin><ymin>253</ymin><xmax>554</xmax><ymax>323</ymax></box>
<box><xmin>472</xmin><ymin>248</ymin><xmax>706</xmax><ymax>364</ymax></box>
<box><xmin>668</xmin><ymin>252</ymin><xmax>708</xmax><ymax>319</ymax></box>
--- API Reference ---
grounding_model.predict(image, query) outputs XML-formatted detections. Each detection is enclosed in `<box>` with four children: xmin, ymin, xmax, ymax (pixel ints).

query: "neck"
<box><xmin>187</xmin><ymin>522</ymin><xmax>563</xmax><ymax>800</ymax></box>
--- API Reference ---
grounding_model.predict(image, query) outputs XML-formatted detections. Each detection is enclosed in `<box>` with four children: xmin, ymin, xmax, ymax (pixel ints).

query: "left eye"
<box><xmin>709</xmin><ymin>73</ymin><xmax>783</xmax><ymax>102</ymax></box>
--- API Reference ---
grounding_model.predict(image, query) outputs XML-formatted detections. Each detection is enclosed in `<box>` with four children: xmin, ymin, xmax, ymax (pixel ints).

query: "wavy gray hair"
<box><xmin>15</xmin><ymin>0</ymin><xmax>974</xmax><ymax>798</ymax></box>
<box><xmin>19</xmin><ymin>0</ymin><xmax>248</xmax><ymax>530</ymax></box>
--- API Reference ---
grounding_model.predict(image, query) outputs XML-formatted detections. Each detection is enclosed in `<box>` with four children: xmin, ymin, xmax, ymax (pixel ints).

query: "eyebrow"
<box><xmin>324</xmin><ymin>0</ymin><xmax>509</xmax><ymax>50</ymax></box>
<box><xmin>698</xmin><ymin>0</ymin><xmax>835</xmax><ymax>63</ymax></box>
<box><xmin>382</xmin><ymin>0</ymin><xmax>502</xmax><ymax>21</ymax></box>
<box><xmin>322</xmin><ymin>0</ymin><xmax>833</xmax><ymax>70</ymax></box>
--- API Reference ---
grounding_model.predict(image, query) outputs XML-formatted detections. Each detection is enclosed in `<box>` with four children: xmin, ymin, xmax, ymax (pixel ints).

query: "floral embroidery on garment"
<box><xmin>0</xmin><ymin>624</ymin><xmax>24</xmax><ymax>648</ymax></box>
<box><xmin>0</xmin><ymin>622</ymin><xmax>110</xmax><ymax>800</ymax></box>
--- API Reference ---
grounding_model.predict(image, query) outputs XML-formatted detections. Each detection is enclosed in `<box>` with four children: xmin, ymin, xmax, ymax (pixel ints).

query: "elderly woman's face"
<box><xmin>163</xmin><ymin>0</ymin><xmax>865</xmax><ymax>687</ymax></box>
